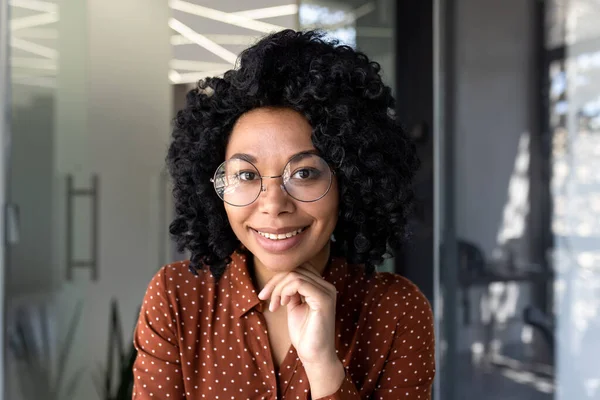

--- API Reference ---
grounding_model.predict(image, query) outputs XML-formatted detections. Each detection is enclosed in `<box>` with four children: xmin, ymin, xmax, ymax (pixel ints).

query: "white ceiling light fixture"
<box><xmin>174</xmin><ymin>70</ymin><xmax>230</xmax><ymax>85</ymax></box>
<box><xmin>171</xmin><ymin>34</ymin><xmax>257</xmax><ymax>47</ymax></box>
<box><xmin>171</xmin><ymin>34</ymin><xmax>190</xmax><ymax>46</ymax></box>
<box><xmin>10</xmin><ymin>12</ymin><xmax>58</xmax><ymax>30</ymax></box>
<box><xmin>9</xmin><ymin>0</ymin><xmax>57</xmax><ymax>13</ymax></box>
<box><xmin>168</xmin><ymin>2</ymin><xmax>299</xmax><ymax>85</ymax></box>
<box><xmin>169</xmin><ymin>18</ymin><xmax>238</xmax><ymax>64</ymax></box>
<box><xmin>169</xmin><ymin>0</ymin><xmax>284</xmax><ymax>34</ymax></box>
<box><xmin>9</xmin><ymin>1</ymin><xmax>58</xmax><ymax>88</ymax></box>
<box><xmin>169</xmin><ymin>70</ymin><xmax>182</xmax><ymax>84</ymax></box>
<box><xmin>170</xmin><ymin>59</ymin><xmax>232</xmax><ymax>72</ymax></box>
<box><xmin>10</xmin><ymin>37</ymin><xmax>57</xmax><ymax>58</ymax></box>
<box><xmin>12</xmin><ymin>27</ymin><xmax>58</xmax><ymax>39</ymax></box>
<box><xmin>11</xmin><ymin>57</ymin><xmax>56</xmax><ymax>70</ymax></box>
<box><xmin>233</xmin><ymin>4</ymin><xmax>298</xmax><ymax>20</ymax></box>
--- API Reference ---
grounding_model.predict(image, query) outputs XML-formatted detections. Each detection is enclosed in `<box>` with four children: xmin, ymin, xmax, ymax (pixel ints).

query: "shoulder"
<box><xmin>366</xmin><ymin>272</ymin><xmax>433</xmax><ymax>327</ymax></box>
<box><xmin>379</xmin><ymin>273</ymin><xmax>429</xmax><ymax>301</ymax></box>
<box><xmin>143</xmin><ymin>260</ymin><xmax>216</xmax><ymax>301</ymax></box>
<box><xmin>160</xmin><ymin>259</ymin><xmax>216</xmax><ymax>282</ymax></box>
<box><xmin>139</xmin><ymin>260</ymin><xmax>219</xmax><ymax>334</ymax></box>
<box><xmin>368</xmin><ymin>271</ymin><xmax>430</xmax><ymax>303</ymax></box>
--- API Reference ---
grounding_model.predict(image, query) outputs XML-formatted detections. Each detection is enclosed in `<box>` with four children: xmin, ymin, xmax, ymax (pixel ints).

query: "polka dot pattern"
<box><xmin>132</xmin><ymin>251</ymin><xmax>435</xmax><ymax>399</ymax></box>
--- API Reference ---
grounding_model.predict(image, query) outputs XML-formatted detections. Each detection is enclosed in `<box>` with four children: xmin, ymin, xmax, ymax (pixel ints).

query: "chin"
<box><xmin>252</xmin><ymin>250</ymin><xmax>307</xmax><ymax>272</ymax></box>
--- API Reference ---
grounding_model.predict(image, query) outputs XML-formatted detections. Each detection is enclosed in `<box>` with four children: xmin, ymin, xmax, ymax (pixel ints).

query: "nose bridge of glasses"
<box><xmin>260</xmin><ymin>174</ymin><xmax>286</xmax><ymax>193</ymax></box>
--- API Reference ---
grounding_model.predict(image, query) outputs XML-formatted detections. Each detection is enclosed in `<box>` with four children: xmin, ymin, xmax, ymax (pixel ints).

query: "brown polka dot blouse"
<box><xmin>133</xmin><ymin>251</ymin><xmax>435</xmax><ymax>399</ymax></box>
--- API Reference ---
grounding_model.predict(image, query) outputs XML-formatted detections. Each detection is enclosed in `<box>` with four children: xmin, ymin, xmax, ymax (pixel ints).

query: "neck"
<box><xmin>251</xmin><ymin>243</ymin><xmax>331</xmax><ymax>293</ymax></box>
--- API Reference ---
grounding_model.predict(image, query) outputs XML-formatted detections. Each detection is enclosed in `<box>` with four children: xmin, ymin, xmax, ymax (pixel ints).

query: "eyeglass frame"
<box><xmin>209</xmin><ymin>152</ymin><xmax>336</xmax><ymax>207</ymax></box>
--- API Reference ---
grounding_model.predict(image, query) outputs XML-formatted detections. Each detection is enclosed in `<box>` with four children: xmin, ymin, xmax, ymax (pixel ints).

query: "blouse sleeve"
<box><xmin>316</xmin><ymin>283</ymin><xmax>436</xmax><ymax>400</ymax></box>
<box><xmin>370</xmin><ymin>286</ymin><xmax>436</xmax><ymax>399</ymax></box>
<box><xmin>132</xmin><ymin>267</ymin><xmax>186</xmax><ymax>399</ymax></box>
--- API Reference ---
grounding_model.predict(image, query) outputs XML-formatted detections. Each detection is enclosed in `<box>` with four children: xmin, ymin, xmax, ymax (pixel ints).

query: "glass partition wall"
<box><xmin>434</xmin><ymin>0</ymin><xmax>600</xmax><ymax>399</ymax></box>
<box><xmin>2</xmin><ymin>1</ymin><xmax>172</xmax><ymax>399</ymax></box>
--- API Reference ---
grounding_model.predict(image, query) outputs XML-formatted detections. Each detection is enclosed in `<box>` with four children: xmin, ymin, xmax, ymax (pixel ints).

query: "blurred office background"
<box><xmin>0</xmin><ymin>0</ymin><xmax>598</xmax><ymax>399</ymax></box>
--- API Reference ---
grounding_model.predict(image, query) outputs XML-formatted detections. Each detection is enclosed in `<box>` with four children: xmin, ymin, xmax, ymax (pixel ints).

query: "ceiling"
<box><xmin>7</xmin><ymin>0</ymin><xmax>394</xmax><ymax>87</ymax></box>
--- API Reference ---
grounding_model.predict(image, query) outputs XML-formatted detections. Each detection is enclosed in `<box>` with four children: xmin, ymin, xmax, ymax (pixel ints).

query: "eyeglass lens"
<box><xmin>213</xmin><ymin>153</ymin><xmax>332</xmax><ymax>206</ymax></box>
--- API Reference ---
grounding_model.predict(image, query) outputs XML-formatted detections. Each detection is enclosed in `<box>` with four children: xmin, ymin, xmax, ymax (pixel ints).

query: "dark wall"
<box><xmin>394</xmin><ymin>0</ymin><xmax>435</xmax><ymax>303</ymax></box>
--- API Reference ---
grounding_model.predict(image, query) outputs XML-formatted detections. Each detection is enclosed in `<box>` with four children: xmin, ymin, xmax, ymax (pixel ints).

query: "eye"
<box><xmin>237</xmin><ymin>171</ymin><xmax>258</xmax><ymax>181</ymax></box>
<box><xmin>291</xmin><ymin>168</ymin><xmax>319</xmax><ymax>180</ymax></box>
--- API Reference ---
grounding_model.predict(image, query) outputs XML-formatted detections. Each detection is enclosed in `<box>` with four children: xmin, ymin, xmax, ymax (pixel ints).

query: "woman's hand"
<box><xmin>257</xmin><ymin>262</ymin><xmax>338</xmax><ymax>366</ymax></box>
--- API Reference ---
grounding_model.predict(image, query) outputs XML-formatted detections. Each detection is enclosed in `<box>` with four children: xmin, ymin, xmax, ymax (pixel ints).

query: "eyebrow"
<box><xmin>229</xmin><ymin>149</ymin><xmax>319</xmax><ymax>164</ymax></box>
<box><xmin>229</xmin><ymin>153</ymin><xmax>257</xmax><ymax>163</ymax></box>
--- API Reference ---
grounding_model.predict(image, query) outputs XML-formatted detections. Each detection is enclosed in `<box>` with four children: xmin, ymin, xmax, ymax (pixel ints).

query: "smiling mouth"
<box><xmin>252</xmin><ymin>227</ymin><xmax>308</xmax><ymax>240</ymax></box>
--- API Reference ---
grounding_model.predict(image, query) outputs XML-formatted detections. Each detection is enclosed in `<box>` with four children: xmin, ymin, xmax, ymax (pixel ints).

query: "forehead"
<box><xmin>225</xmin><ymin>108</ymin><xmax>315</xmax><ymax>162</ymax></box>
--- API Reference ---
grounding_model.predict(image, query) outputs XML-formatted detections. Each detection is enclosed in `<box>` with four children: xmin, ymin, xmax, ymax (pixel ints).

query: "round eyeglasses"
<box><xmin>210</xmin><ymin>153</ymin><xmax>334</xmax><ymax>207</ymax></box>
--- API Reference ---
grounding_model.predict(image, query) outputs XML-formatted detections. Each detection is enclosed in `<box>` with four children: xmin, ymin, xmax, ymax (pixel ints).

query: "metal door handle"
<box><xmin>6</xmin><ymin>203</ymin><xmax>19</xmax><ymax>245</ymax></box>
<box><xmin>66</xmin><ymin>174</ymin><xmax>99</xmax><ymax>281</ymax></box>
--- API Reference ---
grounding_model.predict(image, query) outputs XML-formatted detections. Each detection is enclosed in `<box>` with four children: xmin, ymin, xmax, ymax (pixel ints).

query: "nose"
<box><xmin>257</xmin><ymin>176</ymin><xmax>293</xmax><ymax>215</ymax></box>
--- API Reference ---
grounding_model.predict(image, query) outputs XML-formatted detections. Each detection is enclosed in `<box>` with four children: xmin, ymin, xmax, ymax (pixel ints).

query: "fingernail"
<box><xmin>258</xmin><ymin>288</ymin><xmax>265</xmax><ymax>299</ymax></box>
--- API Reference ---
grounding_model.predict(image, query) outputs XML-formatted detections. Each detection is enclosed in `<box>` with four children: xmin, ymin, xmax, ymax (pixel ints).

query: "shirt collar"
<box><xmin>228</xmin><ymin>251</ymin><xmax>265</xmax><ymax>318</ymax></box>
<box><xmin>228</xmin><ymin>251</ymin><xmax>353</xmax><ymax>319</ymax></box>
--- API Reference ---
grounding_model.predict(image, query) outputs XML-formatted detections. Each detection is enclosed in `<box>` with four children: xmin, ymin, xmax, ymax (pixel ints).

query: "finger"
<box><xmin>270</xmin><ymin>272</ymin><xmax>310</xmax><ymax>312</ymax></box>
<box><xmin>283</xmin><ymin>292</ymin><xmax>303</xmax><ymax>308</ymax></box>
<box><xmin>272</xmin><ymin>269</ymin><xmax>335</xmax><ymax>312</ymax></box>
<box><xmin>258</xmin><ymin>261</ymin><xmax>331</xmax><ymax>301</ymax></box>
<box><xmin>257</xmin><ymin>272</ymin><xmax>288</xmax><ymax>300</ymax></box>
<box><xmin>293</xmin><ymin>266</ymin><xmax>336</xmax><ymax>294</ymax></box>
<box><xmin>280</xmin><ymin>284</ymin><xmax>307</xmax><ymax>308</ymax></box>
<box><xmin>278</xmin><ymin>277</ymin><xmax>332</xmax><ymax>312</ymax></box>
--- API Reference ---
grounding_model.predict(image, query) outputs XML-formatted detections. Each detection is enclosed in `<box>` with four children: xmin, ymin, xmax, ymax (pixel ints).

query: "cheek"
<box><xmin>309</xmin><ymin>185</ymin><xmax>339</xmax><ymax>229</ymax></box>
<box><xmin>224</xmin><ymin>205</ymin><xmax>251</xmax><ymax>233</ymax></box>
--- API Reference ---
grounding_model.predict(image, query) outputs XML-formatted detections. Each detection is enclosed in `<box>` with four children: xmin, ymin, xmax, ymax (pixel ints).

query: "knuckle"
<box><xmin>289</xmin><ymin>271</ymin><xmax>302</xmax><ymax>279</ymax></box>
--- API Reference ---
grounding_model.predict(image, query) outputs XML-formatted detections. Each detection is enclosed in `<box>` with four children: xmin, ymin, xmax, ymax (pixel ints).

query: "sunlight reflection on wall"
<box><xmin>550</xmin><ymin>15</ymin><xmax>600</xmax><ymax>395</ymax></box>
<box><xmin>496</xmin><ymin>132</ymin><xmax>531</xmax><ymax>250</ymax></box>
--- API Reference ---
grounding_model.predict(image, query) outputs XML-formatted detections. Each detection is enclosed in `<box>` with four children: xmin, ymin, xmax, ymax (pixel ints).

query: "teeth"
<box><xmin>257</xmin><ymin>228</ymin><xmax>305</xmax><ymax>240</ymax></box>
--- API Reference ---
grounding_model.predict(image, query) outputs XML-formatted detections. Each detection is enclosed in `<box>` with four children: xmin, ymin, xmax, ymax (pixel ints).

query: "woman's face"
<box><xmin>223</xmin><ymin>107</ymin><xmax>339</xmax><ymax>272</ymax></box>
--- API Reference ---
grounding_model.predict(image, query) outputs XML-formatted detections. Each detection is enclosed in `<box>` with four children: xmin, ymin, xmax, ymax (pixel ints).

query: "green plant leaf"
<box><xmin>62</xmin><ymin>365</ymin><xmax>86</xmax><ymax>400</ymax></box>
<box><xmin>54</xmin><ymin>300</ymin><xmax>84</xmax><ymax>394</ymax></box>
<box><xmin>92</xmin><ymin>361</ymin><xmax>107</xmax><ymax>399</ymax></box>
<box><xmin>14</xmin><ymin>310</ymin><xmax>49</xmax><ymax>390</ymax></box>
<box><xmin>40</xmin><ymin>303</ymin><xmax>52</xmax><ymax>382</ymax></box>
<box><xmin>115</xmin><ymin>344</ymin><xmax>137</xmax><ymax>399</ymax></box>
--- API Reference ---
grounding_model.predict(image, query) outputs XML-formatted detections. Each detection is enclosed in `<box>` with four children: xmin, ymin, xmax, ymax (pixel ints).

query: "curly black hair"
<box><xmin>167</xmin><ymin>29</ymin><xmax>419</xmax><ymax>280</ymax></box>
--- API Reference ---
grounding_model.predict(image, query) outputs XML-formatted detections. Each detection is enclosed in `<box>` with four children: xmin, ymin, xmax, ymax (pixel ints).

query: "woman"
<box><xmin>133</xmin><ymin>29</ymin><xmax>435</xmax><ymax>399</ymax></box>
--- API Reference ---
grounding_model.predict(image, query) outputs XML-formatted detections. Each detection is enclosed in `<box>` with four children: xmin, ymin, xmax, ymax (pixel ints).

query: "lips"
<box><xmin>255</xmin><ymin>227</ymin><xmax>307</xmax><ymax>240</ymax></box>
<box><xmin>250</xmin><ymin>226</ymin><xmax>309</xmax><ymax>253</ymax></box>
